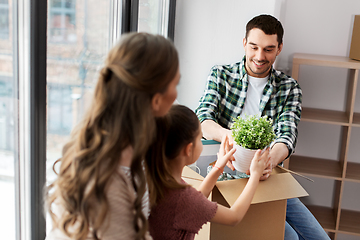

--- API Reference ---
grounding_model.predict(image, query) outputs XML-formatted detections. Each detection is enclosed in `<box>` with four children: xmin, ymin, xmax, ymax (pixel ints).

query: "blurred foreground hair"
<box><xmin>45</xmin><ymin>32</ymin><xmax>179</xmax><ymax>240</ymax></box>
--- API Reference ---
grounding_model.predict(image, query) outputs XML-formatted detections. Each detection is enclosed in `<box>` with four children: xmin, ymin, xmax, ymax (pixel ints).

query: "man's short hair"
<box><xmin>245</xmin><ymin>14</ymin><xmax>284</xmax><ymax>46</ymax></box>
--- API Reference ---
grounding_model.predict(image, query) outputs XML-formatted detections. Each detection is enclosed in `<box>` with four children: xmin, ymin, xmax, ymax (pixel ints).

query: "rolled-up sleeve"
<box><xmin>271</xmin><ymin>82</ymin><xmax>302</xmax><ymax>157</ymax></box>
<box><xmin>195</xmin><ymin>66</ymin><xmax>221</xmax><ymax>123</ymax></box>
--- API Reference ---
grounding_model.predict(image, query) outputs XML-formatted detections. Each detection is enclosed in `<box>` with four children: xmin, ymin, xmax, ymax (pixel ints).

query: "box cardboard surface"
<box><xmin>350</xmin><ymin>15</ymin><xmax>360</xmax><ymax>61</ymax></box>
<box><xmin>182</xmin><ymin>166</ymin><xmax>308</xmax><ymax>240</ymax></box>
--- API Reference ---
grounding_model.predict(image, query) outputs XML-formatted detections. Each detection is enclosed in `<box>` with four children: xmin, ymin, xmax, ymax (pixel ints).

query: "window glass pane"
<box><xmin>0</xmin><ymin>2</ymin><xmax>10</xmax><ymax>39</ymax></box>
<box><xmin>65</xmin><ymin>0</ymin><xmax>75</xmax><ymax>8</ymax></box>
<box><xmin>46</xmin><ymin>0</ymin><xmax>111</xmax><ymax>234</ymax></box>
<box><xmin>51</xmin><ymin>0</ymin><xmax>62</xmax><ymax>8</ymax></box>
<box><xmin>138</xmin><ymin>0</ymin><xmax>164</xmax><ymax>34</ymax></box>
<box><xmin>49</xmin><ymin>0</ymin><xmax>76</xmax><ymax>43</ymax></box>
<box><xmin>0</xmin><ymin>0</ymin><xmax>16</xmax><ymax>239</ymax></box>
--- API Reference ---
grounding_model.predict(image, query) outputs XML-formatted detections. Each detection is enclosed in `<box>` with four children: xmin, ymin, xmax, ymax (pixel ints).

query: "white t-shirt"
<box><xmin>240</xmin><ymin>75</ymin><xmax>269</xmax><ymax>118</ymax></box>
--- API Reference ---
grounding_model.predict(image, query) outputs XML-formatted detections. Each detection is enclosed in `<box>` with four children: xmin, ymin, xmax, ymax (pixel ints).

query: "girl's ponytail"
<box><xmin>146</xmin><ymin>105</ymin><xmax>201</xmax><ymax>205</ymax></box>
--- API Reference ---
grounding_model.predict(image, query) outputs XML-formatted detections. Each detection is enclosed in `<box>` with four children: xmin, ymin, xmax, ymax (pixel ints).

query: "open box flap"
<box><xmin>182</xmin><ymin>166</ymin><xmax>204</xmax><ymax>181</ymax></box>
<box><xmin>182</xmin><ymin>176</ymin><xmax>202</xmax><ymax>189</ymax></box>
<box><xmin>215</xmin><ymin>172</ymin><xmax>308</xmax><ymax>205</ymax></box>
<box><xmin>182</xmin><ymin>166</ymin><xmax>308</xmax><ymax>205</ymax></box>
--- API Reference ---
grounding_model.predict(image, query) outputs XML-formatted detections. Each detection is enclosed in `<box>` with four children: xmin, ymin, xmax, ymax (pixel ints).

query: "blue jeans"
<box><xmin>285</xmin><ymin>198</ymin><xmax>331</xmax><ymax>240</ymax></box>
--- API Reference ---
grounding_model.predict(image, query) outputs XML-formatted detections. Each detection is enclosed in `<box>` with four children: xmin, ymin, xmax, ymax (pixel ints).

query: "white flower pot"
<box><xmin>233</xmin><ymin>144</ymin><xmax>264</xmax><ymax>173</ymax></box>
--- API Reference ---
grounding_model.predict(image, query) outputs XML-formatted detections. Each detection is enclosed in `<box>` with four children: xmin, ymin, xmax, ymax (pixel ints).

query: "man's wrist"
<box><xmin>269</xmin><ymin>142</ymin><xmax>289</xmax><ymax>165</ymax></box>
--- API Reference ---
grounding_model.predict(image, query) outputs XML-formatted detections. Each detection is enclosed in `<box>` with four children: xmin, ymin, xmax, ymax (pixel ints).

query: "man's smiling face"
<box><xmin>243</xmin><ymin>28</ymin><xmax>283</xmax><ymax>78</ymax></box>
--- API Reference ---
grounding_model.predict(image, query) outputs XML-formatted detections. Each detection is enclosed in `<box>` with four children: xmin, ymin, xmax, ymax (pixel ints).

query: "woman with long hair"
<box><xmin>45</xmin><ymin>32</ymin><xmax>180</xmax><ymax>240</ymax></box>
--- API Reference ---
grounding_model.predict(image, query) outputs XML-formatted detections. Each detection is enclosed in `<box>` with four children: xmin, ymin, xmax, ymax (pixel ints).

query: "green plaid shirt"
<box><xmin>195</xmin><ymin>56</ymin><xmax>302</xmax><ymax>157</ymax></box>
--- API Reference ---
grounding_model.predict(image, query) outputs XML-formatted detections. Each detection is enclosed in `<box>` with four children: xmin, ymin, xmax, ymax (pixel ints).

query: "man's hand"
<box><xmin>200</xmin><ymin>120</ymin><xmax>237</xmax><ymax>170</ymax></box>
<box><xmin>246</xmin><ymin>143</ymin><xmax>289</xmax><ymax>180</ymax></box>
<box><xmin>245</xmin><ymin>149</ymin><xmax>272</xmax><ymax>180</ymax></box>
<box><xmin>258</xmin><ymin>162</ymin><xmax>273</xmax><ymax>180</ymax></box>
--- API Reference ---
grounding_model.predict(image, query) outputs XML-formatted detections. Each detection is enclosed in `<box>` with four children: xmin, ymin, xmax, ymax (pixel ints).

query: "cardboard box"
<box><xmin>182</xmin><ymin>166</ymin><xmax>308</xmax><ymax>240</ymax></box>
<box><xmin>350</xmin><ymin>15</ymin><xmax>360</xmax><ymax>61</ymax></box>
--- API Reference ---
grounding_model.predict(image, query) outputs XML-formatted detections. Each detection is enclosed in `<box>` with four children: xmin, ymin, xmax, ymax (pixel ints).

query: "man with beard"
<box><xmin>195</xmin><ymin>14</ymin><xmax>330</xmax><ymax>240</ymax></box>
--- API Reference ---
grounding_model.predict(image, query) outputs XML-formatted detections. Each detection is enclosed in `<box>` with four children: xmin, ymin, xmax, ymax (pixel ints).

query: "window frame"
<box><xmin>167</xmin><ymin>0</ymin><xmax>176</xmax><ymax>41</ymax></box>
<box><xmin>29</xmin><ymin>0</ymin><xmax>47</xmax><ymax>238</ymax></box>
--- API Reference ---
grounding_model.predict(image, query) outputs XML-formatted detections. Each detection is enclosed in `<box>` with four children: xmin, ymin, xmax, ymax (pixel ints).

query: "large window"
<box><xmin>46</xmin><ymin>0</ymin><xmax>111</xmax><ymax>183</ymax></box>
<box><xmin>0</xmin><ymin>0</ymin><xmax>176</xmax><ymax>239</ymax></box>
<box><xmin>46</xmin><ymin>0</ymin><xmax>176</xmax><ymax>178</ymax></box>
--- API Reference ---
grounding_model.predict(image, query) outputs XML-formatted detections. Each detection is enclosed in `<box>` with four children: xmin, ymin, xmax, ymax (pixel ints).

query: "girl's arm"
<box><xmin>198</xmin><ymin>136</ymin><xmax>235</xmax><ymax>197</ymax></box>
<box><xmin>210</xmin><ymin>148</ymin><xmax>270</xmax><ymax>226</ymax></box>
<box><xmin>211</xmin><ymin>174</ymin><xmax>260</xmax><ymax>226</ymax></box>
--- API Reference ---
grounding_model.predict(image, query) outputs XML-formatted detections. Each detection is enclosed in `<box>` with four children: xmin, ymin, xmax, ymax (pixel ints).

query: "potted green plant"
<box><xmin>231</xmin><ymin>115</ymin><xmax>276</xmax><ymax>172</ymax></box>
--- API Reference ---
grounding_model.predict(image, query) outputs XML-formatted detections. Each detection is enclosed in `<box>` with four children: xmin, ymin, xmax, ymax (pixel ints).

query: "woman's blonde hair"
<box><xmin>45</xmin><ymin>32</ymin><xmax>179</xmax><ymax>240</ymax></box>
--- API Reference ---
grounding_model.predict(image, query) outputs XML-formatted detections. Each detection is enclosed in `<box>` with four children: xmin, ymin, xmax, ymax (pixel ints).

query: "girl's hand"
<box><xmin>249</xmin><ymin>148</ymin><xmax>271</xmax><ymax>179</ymax></box>
<box><xmin>214</xmin><ymin>135</ymin><xmax>236</xmax><ymax>171</ymax></box>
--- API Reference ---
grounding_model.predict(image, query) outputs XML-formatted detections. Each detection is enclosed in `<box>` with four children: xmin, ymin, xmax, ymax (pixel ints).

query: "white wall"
<box><xmin>279</xmin><ymin>0</ymin><xmax>359</xmax><ymax>69</ymax></box>
<box><xmin>279</xmin><ymin>0</ymin><xmax>360</xmax><ymax>113</ymax></box>
<box><xmin>174</xmin><ymin>2</ymin><xmax>360</xmax><ymax>239</ymax></box>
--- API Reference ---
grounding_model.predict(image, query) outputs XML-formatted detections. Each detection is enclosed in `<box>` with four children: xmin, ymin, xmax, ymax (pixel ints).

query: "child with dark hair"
<box><xmin>146</xmin><ymin>104</ymin><xmax>270</xmax><ymax>240</ymax></box>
